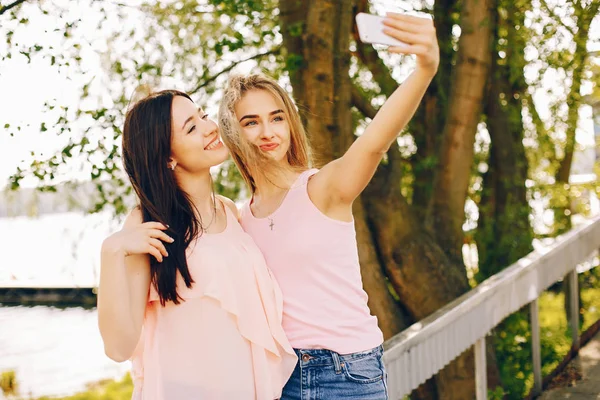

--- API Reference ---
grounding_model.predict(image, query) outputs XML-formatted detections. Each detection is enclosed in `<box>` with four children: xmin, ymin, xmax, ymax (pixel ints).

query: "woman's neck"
<box><xmin>176</xmin><ymin>170</ymin><xmax>216</xmax><ymax>216</ymax></box>
<box><xmin>253</xmin><ymin>166</ymin><xmax>301</xmax><ymax>199</ymax></box>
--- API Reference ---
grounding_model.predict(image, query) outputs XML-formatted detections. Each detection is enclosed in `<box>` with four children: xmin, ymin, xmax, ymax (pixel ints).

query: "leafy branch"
<box><xmin>539</xmin><ymin>0</ymin><xmax>576</xmax><ymax>36</ymax></box>
<box><xmin>351</xmin><ymin>84</ymin><xmax>377</xmax><ymax>120</ymax></box>
<box><xmin>0</xmin><ymin>0</ymin><xmax>27</xmax><ymax>15</ymax></box>
<box><xmin>188</xmin><ymin>47</ymin><xmax>281</xmax><ymax>94</ymax></box>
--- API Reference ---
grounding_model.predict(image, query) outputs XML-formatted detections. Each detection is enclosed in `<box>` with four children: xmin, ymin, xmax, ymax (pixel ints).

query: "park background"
<box><xmin>0</xmin><ymin>0</ymin><xmax>599</xmax><ymax>399</ymax></box>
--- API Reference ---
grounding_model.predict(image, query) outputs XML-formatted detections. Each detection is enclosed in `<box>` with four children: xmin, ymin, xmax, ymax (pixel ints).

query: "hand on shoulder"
<box><xmin>102</xmin><ymin>207</ymin><xmax>173</xmax><ymax>263</ymax></box>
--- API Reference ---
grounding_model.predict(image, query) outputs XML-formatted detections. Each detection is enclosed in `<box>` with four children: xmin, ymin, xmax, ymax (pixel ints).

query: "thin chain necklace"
<box><xmin>266</xmin><ymin>187</ymin><xmax>290</xmax><ymax>231</ymax></box>
<box><xmin>254</xmin><ymin>181</ymin><xmax>301</xmax><ymax>231</ymax></box>
<box><xmin>200</xmin><ymin>194</ymin><xmax>218</xmax><ymax>234</ymax></box>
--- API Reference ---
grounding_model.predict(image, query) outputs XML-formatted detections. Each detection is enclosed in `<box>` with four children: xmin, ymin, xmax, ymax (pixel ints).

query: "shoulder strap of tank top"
<box><xmin>216</xmin><ymin>196</ymin><xmax>237</xmax><ymax>225</ymax></box>
<box><xmin>294</xmin><ymin>168</ymin><xmax>319</xmax><ymax>188</ymax></box>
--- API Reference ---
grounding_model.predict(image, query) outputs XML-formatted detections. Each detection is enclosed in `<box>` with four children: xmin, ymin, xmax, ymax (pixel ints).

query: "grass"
<box><xmin>1</xmin><ymin>373</ymin><xmax>133</xmax><ymax>400</ymax></box>
<box><xmin>538</xmin><ymin>288</ymin><xmax>600</xmax><ymax>374</ymax></box>
<box><xmin>499</xmin><ymin>286</ymin><xmax>600</xmax><ymax>398</ymax></box>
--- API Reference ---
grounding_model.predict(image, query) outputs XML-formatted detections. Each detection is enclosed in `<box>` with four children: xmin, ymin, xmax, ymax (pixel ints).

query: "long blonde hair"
<box><xmin>218</xmin><ymin>74</ymin><xmax>312</xmax><ymax>193</ymax></box>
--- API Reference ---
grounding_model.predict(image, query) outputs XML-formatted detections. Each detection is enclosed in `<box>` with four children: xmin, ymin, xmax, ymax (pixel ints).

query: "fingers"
<box><xmin>385</xmin><ymin>12</ymin><xmax>433</xmax><ymax>26</ymax></box>
<box><xmin>146</xmin><ymin>244</ymin><xmax>164</xmax><ymax>263</ymax></box>
<box><xmin>143</xmin><ymin>221</ymin><xmax>168</xmax><ymax>230</ymax></box>
<box><xmin>383</xmin><ymin>19</ymin><xmax>435</xmax><ymax>37</ymax></box>
<box><xmin>382</xmin><ymin>28</ymin><xmax>431</xmax><ymax>46</ymax></box>
<box><xmin>141</xmin><ymin>221</ymin><xmax>174</xmax><ymax>242</ymax></box>
<box><xmin>388</xmin><ymin>44</ymin><xmax>429</xmax><ymax>55</ymax></box>
<box><xmin>383</xmin><ymin>19</ymin><xmax>424</xmax><ymax>35</ymax></box>
<box><xmin>149</xmin><ymin>238</ymin><xmax>169</xmax><ymax>258</ymax></box>
<box><xmin>148</xmin><ymin>229</ymin><xmax>175</xmax><ymax>243</ymax></box>
<box><xmin>137</xmin><ymin>221</ymin><xmax>173</xmax><ymax>263</ymax></box>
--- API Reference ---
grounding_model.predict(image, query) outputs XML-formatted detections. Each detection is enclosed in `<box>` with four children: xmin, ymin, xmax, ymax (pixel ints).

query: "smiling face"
<box><xmin>234</xmin><ymin>89</ymin><xmax>291</xmax><ymax>165</ymax></box>
<box><xmin>169</xmin><ymin>95</ymin><xmax>228</xmax><ymax>173</ymax></box>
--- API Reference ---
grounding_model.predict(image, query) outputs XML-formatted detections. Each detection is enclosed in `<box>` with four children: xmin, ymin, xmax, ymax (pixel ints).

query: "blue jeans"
<box><xmin>281</xmin><ymin>345</ymin><xmax>388</xmax><ymax>400</ymax></box>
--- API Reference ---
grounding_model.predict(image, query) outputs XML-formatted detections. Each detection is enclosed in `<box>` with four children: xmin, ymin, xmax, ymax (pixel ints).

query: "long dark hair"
<box><xmin>122</xmin><ymin>89</ymin><xmax>203</xmax><ymax>306</ymax></box>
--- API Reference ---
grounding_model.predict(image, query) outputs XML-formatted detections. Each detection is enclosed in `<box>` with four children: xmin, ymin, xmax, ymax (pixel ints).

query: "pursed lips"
<box><xmin>259</xmin><ymin>143</ymin><xmax>279</xmax><ymax>151</ymax></box>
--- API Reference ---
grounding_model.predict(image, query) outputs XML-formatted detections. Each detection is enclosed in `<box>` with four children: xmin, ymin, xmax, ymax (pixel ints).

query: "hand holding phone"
<box><xmin>355</xmin><ymin>11</ymin><xmax>433</xmax><ymax>47</ymax></box>
<box><xmin>356</xmin><ymin>11</ymin><xmax>439</xmax><ymax>73</ymax></box>
<box><xmin>356</xmin><ymin>13</ymin><xmax>407</xmax><ymax>47</ymax></box>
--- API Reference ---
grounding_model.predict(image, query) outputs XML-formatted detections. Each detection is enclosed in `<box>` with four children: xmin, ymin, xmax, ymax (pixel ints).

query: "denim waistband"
<box><xmin>294</xmin><ymin>345</ymin><xmax>383</xmax><ymax>368</ymax></box>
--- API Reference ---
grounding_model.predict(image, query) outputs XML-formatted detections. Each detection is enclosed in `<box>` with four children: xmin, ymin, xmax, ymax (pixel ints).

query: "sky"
<box><xmin>0</xmin><ymin>0</ymin><xmax>599</xmax><ymax>189</ymax></box>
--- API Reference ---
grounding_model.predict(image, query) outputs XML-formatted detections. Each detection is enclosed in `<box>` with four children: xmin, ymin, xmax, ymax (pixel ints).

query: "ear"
<box><xmin>167</xmin><ymin>157</ymin><xmax>177</xmax><ymax>171</ymax></box>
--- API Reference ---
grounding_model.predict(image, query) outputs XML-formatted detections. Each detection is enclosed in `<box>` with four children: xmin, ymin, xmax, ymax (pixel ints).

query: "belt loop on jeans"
<box><xmin>331</xmin><ymin>351</ymin><xmax>342</xmax><ymax>374</ymax></box>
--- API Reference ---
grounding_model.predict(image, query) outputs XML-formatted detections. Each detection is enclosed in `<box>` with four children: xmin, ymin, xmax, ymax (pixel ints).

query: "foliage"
<box><xmin>34</xmin><ymin>373</ymin><xmax>133</xmax><ymax>400</ymax></box>
<box><xmin>0</xmin><ymin>369</ymin><xmax>18</xmax><ymax>397</ymax></box>
<box><xmin>495</xmin><ymin>285</ymin><xmax>600</xmax><ymax>399</ymax></box>
<box><xmin>2</xmin><ymin>0</ymin><xmax>598</xmax><ymax>221</ymax></box>
<box><xmin>1</xmin><ymin>0</ymin><xmax>280</xmax><ymax>213</ymax></box>
<box><xmin>2</xmin><ymin>0</ymin><xmax>600</xmax><ymax>398</ymax></box>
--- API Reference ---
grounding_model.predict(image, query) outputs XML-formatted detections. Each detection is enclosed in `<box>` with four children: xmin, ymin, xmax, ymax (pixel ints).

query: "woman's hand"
<box><xmin>103</xmin><ymin>222</ymin><xmax>173</xmax><ymax>263</ymax></box>
<box><xmin>383</xmin><ymin>12</ymin><xmax>440</xmax><ymax>74</ymax></box>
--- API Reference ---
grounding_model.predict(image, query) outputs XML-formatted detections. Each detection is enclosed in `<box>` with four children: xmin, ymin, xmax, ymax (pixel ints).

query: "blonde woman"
<box><xmin>218</xmin><ymin>12</ymin><xmax>439</xmax><ymax>400</ymax></box>
<box><xmin>97</xmin><ymin>90</ymin><xmax>296</xmax><ymax>399</ymax></box>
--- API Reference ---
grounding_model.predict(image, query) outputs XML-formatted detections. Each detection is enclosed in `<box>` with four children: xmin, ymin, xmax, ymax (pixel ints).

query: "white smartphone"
<box><xmin>355</xmin><ymin>12</ymin><xmax>433</xmax><ymax>47</ymax></box>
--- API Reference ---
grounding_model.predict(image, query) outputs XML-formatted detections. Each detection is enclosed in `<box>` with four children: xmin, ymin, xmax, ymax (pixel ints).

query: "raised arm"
<box><xmin>313</xmin><ymin>13</ymin><xmax>439</xmax><ymax>206</ymax></box>
<box><xmin>97</xmin><ymin>209</ymin><xmax>172</xmax><ymax>362</ymax></box>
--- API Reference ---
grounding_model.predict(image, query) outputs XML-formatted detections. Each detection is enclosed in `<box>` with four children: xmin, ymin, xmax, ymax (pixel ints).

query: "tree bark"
<box><xmin>430</xmin><ymin>0</ymin><xmax>494</xmax><ymax>265</ymax></box>
<box><xmin>477</xmin><ymin>0</ymin><xmax>533</xmax><ymax>280</ymax></box>
<box><xmin>279</xmin><ymin>0</ymin><xmax>308</xmax><ymax>118</ymax></box>
<box><xmin>410</xmin><ymin>0</ymin><xmax>457</xmax><ymax>222</ymax></box>
<box><xmin>364</xmin><ymin>168</ymin><xmax>493</xmax><ymax>399</ymax></box>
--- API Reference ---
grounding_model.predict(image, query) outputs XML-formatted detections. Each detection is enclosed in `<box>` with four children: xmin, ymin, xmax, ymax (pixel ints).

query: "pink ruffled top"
<box><xmin>130</xmin><ymin>204</ymin><xmax>297</xmax><ymax>399</ymax></box>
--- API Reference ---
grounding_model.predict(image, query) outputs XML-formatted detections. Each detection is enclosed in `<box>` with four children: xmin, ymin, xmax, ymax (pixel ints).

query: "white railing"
<box><xmin>382</xmin><ymin>215</ymin><xmax>600</xmax><ymax>399</ymax></box>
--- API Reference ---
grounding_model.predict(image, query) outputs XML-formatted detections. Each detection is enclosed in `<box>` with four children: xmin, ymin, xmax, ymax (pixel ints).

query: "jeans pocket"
<box><xmin>342</xmin><ymin>354</ymin><xmax>384</xmax><ymax>384</ymax></box>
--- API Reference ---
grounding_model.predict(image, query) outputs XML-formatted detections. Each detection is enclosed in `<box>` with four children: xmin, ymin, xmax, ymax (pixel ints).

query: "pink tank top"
<box><xmin>240</xmin><ymin>169</ymin><xmax>383</xmax><ymax>354</ymax></box>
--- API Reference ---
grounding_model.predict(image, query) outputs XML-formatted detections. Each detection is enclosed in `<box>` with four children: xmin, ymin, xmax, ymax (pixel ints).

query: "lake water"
<box><xmin>0</xmin><ymin>211</ymin><xmax>129</xmax><ymax>398</ymax></box>
<box><xmin>0</xmin><ymin>305</ymin><xmax>130</xmax><ymax>398</ymax></box>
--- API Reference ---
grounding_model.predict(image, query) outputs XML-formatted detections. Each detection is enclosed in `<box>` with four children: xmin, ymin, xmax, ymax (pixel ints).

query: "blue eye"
<box><xmin>273</xmin><ymin>116</ymin><xmax>284</xmax><ymax>122</ymax></box>
<box><xmin>244</xmin><ymin>120</ymin><xmax>258</xmax><ymax>126</ymax></box>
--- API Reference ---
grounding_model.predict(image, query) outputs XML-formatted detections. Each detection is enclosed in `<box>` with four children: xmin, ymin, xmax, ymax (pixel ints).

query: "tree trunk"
<box><xmin>279</xmin><ymin>0</ymin><xmax>308</xmax><ymax>118</ymax></box>
<box><xmin>410</xmin><ymin>0</ymin><xmax>457</xmax><ymax>222</ymax></box>
<box><xmin>430</xmin><ymin>0</ymin><xmax>494</xmax><ymax>265</ymax></box>
<box><xmin>423</xmin><ymin>0</ymin><xmax>503</xmax><ymax>394</ymax></box>
<box><xmin>364</xmin><ymin>170</ymin><xmax>495</xmax><ymax>399</ymax></box>
<box><xmin>477</xmin><ymin>0</ymin><xmax>533</xmax><ymax>281</ymax></box>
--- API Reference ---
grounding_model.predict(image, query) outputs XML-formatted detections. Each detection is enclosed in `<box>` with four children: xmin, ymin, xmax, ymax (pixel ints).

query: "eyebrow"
<box><xmin>182</xmin><ymin>107</ymin><xmax>203</xmax><ymax>130</ymax></box>
<box><xmin>239</xmin><ymin>109</ymin><xmax>284</xmax><ymax>123</ymax></box>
